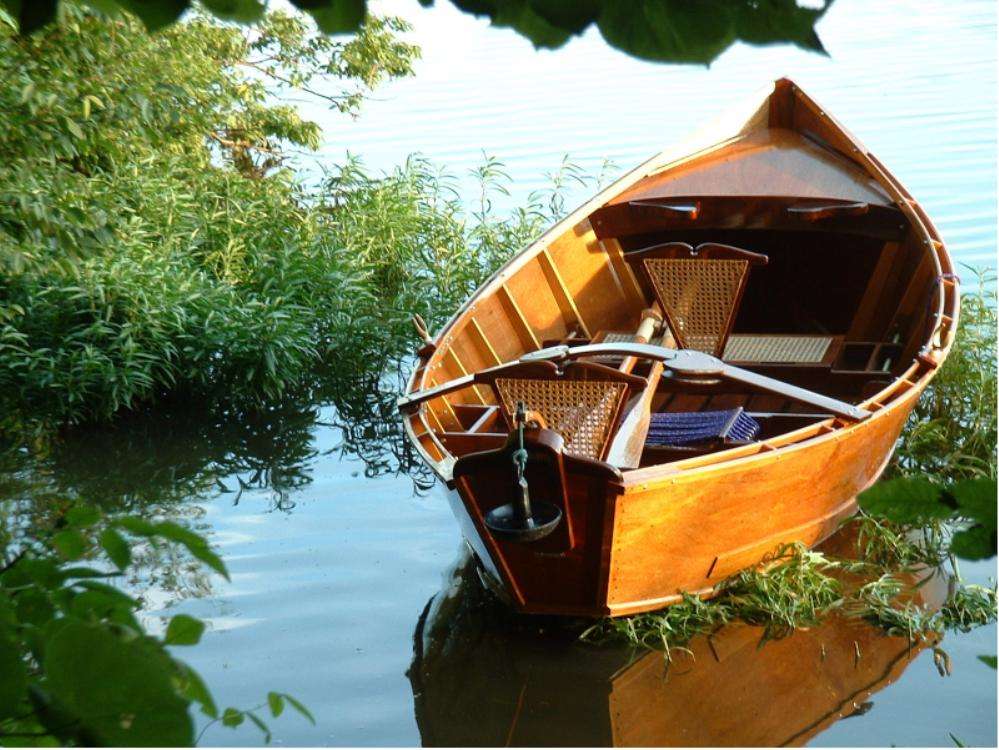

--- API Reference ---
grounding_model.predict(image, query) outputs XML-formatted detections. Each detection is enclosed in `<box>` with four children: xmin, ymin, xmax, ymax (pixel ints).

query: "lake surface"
<box><xmin>6</xmin><ymin>0</ymin><xmax>998</xmax><ymax>746</ymax></box>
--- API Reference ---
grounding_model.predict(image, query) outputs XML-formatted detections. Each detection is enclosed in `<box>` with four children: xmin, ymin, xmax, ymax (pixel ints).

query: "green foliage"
<box><xmin>894</xmin><ymin>270</ymin><xmax>997</xmax><ymax>481</ymax></box>
<box><xmin>0</xmin><ymin>4</ymin><xmax>418</xmax><ymax>430</ymax></box>
<box><xmin>1</xmin><ymin>0</ymin><xmax>833</xmax><ymax>66</ymax></box>
<box><xmin>0</xmin><ymin>500</ymin><xmax>310</xmax><ymax>745</ymax></box>
<box><xmin>859</xmin><ymin>477</ymin><xmax>997</xmax><ymax>561</ymax></box>
<box><xmin>0</xmin><ymin>3</ymin><xmax>608</xmax><ymax>435</ymax></box>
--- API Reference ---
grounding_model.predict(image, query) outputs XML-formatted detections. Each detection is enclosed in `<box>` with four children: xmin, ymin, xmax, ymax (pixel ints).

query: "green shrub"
<box><xmin>0</xmin><ymin>4</ymin><xmax>419</xmax><ymax>429</ymax></box>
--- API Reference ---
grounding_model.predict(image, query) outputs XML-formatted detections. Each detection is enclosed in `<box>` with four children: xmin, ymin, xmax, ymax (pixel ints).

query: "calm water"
<box><xmin>8</xmin><ymin>0</ymin><xmax>999</xmax><ymax>746</ymax></box>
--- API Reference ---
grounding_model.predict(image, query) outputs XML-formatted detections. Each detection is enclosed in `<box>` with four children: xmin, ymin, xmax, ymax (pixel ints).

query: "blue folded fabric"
<box><xmin>646</xmin><ymin>408</ymin><xmax>760</xmax><ymax>447</ymax></box>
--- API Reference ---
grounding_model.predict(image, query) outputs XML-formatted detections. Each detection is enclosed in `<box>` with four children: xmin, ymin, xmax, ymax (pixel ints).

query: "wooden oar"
<box><xmin>617</xmin><ymin>307</ymin><xmax>663</xmax><ymax>375</ymax></box>
<box><xmin>606</xmin><ymin>309</ymin><xmax>665</xmax><ymax>468</ymax></box>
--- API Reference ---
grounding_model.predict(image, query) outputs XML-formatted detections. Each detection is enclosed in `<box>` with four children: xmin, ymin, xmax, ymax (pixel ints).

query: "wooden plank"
<box><xmin>547</xmin><ymin>225</ymin><xmax>639</xmax><ymax>333</ymax></box>
<box><xmin>600</xmin><ymin>238</ymin><xmax>646</xmax><ymax>306</ymax></box>
<box><xmin>497</xmin><ymin>283</ymin><xmax>541</xmax><ymax>350</ymax></box>
<box><xmin>469</xmin><ymin>317</ymin><xmax>503</xmax><ymax>365</ymax></box>
<box><xmin>537</xmin><ymin>248</ymin><xmax>592</xmax><ymax>338</ymax></box>
<box><xmin>848</xmin><ymin>242</ymin><xmax>899</xmax><ymax>339</ymax></box>
<box><xmin>445</xmin><ymin>344</ymin><xmax>490</xmax><ymax>405</ymax></box>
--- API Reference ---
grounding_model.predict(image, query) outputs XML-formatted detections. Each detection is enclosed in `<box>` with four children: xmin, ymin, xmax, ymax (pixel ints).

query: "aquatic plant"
<box><xmin>582</xmin><ymin>525</ymin><xmax>997</xmax><ymax>659</ymax></box>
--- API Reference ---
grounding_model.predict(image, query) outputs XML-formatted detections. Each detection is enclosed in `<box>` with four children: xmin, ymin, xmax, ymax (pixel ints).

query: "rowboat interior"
<box><xmin>398</xmin><ymin>78</ymin><xmax>958</xmax><ymax>617</ymax></box>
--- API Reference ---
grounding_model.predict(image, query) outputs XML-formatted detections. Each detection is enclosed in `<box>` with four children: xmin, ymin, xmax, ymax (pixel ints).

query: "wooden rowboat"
<box><xmin>397</xmin><ymin>78</ymin><xmax>959</xmax><ymax>617</ymax></box>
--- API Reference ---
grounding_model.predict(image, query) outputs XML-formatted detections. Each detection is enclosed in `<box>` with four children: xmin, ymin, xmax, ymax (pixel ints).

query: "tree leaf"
<box><xmin>51</xmin><ymin>529</ymin><xmax>87</xmax><ymax>560</ymax></box>
<box><xmin>858</xmin><ymin>477</ymin><xmax>952</xmax><ymax>524</ymax></box>
<box><xmin>978</xmin><ymin>654</ymin><xmax>997</xmax><ymax>669</ymax></box>
<box><xmin>116</xmin><ymin>0</ymin><xmax>189</xmax><ymax>32</ymax></box>
<box><xmin>267</xmin><ymin>691</ymin><xmax>284</xmax><ymax>718</ymax></box>
<box><xmin>281</xmin><ymin>693</ymin><xmax>315</xmax><ymax>725</ymax></box>
<box><xmin>201</xmin><ymin>0</ymin><xmax>266</xmax><ymax>23</ymax></box>
<box><xmin>246</xmin><ymin>710</ymin><xmax>272</xmax><ymax>743</ymax></box>
<box><xmin>66</xmin><ymin>504</ymin><xmax>100</xmax><ymax>527</ymax></box>
<box><xmin>44</xmin><ymin>621</ymin><xmax>194</xmax><ymax>745</ymax></box>
<box><xmin>100</xmin><ymin>528</ymin><xmax>132</xmax><ymax>570</ymax></box>
<box><xmin>8</xmin><ymin>0</ymin><xmax>58</xmax><ymax>33</ymax></box>
<box><xmin>951</xmin><ymin>478</ymin><xmax>998</xmax><ymax>532</ymax></box>
<box><xmin>164</xmin><ymin>613</ymin><xmax>206</xmax><ymax>646</ymax></box>
<box><xmin>0</xmin><ymin>630</ymin><xmax>27</xmax><ymax>719</ymax></box>
<box><xmin>295</xmin><ymin>0</ymin><xmax>365</xmax><ymax>34</ymax></box>
<box><xmin>950</xmin><ymin>525</ymin><xmax>995</xmax><ymax>561</ymax></box>
<box><xmin>151</xmin><ymin>521</ymin><xmax>230</xmax><ymax>580</ymax></box>
<box><xmin>222</xmin><ymin>707</ymin><xmax>245</xmax><ymax>727</ymax></box>
<box><xmin>115</xmin><ymin>518</ymin><xmax>229</xmax><ymax>580</ymax></box>
<box><xmin>64</xmin><ymin>116</ymin><xmax>85</xmax><ymax>140</ymax></box>
<box><xmin>177</xmin><ymin>661</ymin><xmax>218</xmax><ymax>718</ymax></box>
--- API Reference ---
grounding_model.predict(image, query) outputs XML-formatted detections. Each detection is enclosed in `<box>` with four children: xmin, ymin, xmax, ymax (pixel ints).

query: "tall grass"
<box><xmin>893</xmin><ymin>268</ymin><xmax>997</xmax><ymax>480</ymax></box>
<box><xmin>0</xmin><ymin>152</ymin><xmax>605</xmax><ymax>436</ymax></box>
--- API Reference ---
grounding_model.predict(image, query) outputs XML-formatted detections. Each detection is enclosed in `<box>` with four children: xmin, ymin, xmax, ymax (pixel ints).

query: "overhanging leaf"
<box><xmin>951</xmin><ymin>478</ymin><xmax>997</xmax><ymax>532</ymax></box>
<box><xmin>177</xmin><ymin>661</ymin><xmax>219</xmax><ymax>718</ymax></box>
<box><xmin>114</xmin><ymin>0</ymin><xmax>189</xmax><ymax>32</ymax></box>
<box><xmin>282</xmin><ymin>693</ymin><xmax>315</xmax><ymax>725</ymax></box>
<box><xmin>44</xmin><ymin>621</ymin><xmax>194</xmax><ymax>746</ymax></box>
<box><xmin>268</xmin><ymin>691</ymin><xmax>285</xmax><ymax>718</ymax></box>
<box><xmin>200</xmin><ymin>0</ymin><xmax>266</xmax><ymax>23</ymax></box>
<box><xmin>292</xmin><ymin>0</ymin><xmax>364</xmax><ymax>34</ymax></box>
<box><xmin>100</xmin><ymin>527</ymin><xmax>132</xmax><ymax>570</ymax></box>
<box><xmin>858</xmin><ymin>477</ymin><xmax>953</xmax><ymax>524</ymax></box>
<box><xmin>0</xmin><ymin>630</ymin><xmax>28</xmax><ymax>719</ymax></box>
<box><xmin>51</xmin><ymin>529</ymin><xmax>88</xmax><ymax>561</ymax></box>
<box><xmin>164</xmin><ymin>613</ymin><xmax>206</xmax><ymax>646</ymax></box>
<box><xmin>950</xmin><ymin>525</ymin><xmax>995</xmax><ymax>561</ymax></box>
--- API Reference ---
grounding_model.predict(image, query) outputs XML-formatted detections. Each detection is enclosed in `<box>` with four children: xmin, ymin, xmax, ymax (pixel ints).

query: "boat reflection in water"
<box><xmin>408</xmin><ymin>529</ymin><xmax>946</xmax><ymax>747</ymax></box>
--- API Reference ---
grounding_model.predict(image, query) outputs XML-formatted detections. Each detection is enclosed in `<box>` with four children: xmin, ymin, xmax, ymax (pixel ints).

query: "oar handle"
<box><xmin>619</xmin><ymin>307</ymin><xmax>663</xmax><ymax>374</ymax></box>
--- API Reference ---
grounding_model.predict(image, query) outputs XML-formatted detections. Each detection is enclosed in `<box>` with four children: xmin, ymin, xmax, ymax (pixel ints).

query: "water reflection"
<box><xmin>0</xmin><ymin>360</ymin><xmax>431</xmax><ymax>516</ymax></box>
<box><xmin>408</xmin><ymin>537</ymin><xmax>947</xmax><ymax>747</ymax></box>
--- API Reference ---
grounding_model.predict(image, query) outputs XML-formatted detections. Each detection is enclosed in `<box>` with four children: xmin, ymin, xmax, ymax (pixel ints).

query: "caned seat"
<box><xmin>475</xmin><ymin>361</ymin><xmax>646</xmax><ymax>462</ymax></box>
<box><xmin>627</xmin><ymin>242</ymin><xmax>768</xmax><ymax>358</ymax></box>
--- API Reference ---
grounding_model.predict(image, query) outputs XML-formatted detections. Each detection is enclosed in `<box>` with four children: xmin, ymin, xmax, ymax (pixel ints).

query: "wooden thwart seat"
<box><xmin>723</xmin><ymin>334</ymin><xmax>836</xmax><ymax>364</ymax></box>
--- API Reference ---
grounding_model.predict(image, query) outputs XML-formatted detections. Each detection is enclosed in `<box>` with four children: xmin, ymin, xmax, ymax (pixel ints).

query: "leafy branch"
<box><xmin>0</xmin><ymin>501</ymin><xmax>311</xmax><ymax>745</ymax></box>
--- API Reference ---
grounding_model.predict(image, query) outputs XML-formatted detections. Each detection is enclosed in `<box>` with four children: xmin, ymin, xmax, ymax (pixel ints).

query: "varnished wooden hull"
<box><xmin>401</xmin><ymin>78</ymin><xmax>959</xmax><ymax>617</ymax></box>
<box><xmin>447</xmin><ymin>381</ymin><xmax>916</xmax><ymax>616</ymax></box>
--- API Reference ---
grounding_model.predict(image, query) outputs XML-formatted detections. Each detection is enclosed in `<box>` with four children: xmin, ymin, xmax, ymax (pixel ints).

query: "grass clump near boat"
<box><xmin>893</xmin><ymin>268</ymin><xmax>997</xmax><ymax>481</ymax></box>
<box><xmin>582</xmin><ymin>527</ymin><xmax>996</xmax><ymax>660</ymax></box>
